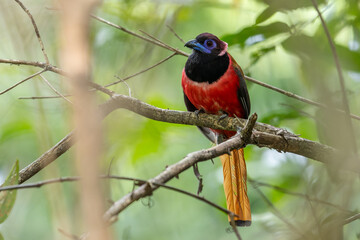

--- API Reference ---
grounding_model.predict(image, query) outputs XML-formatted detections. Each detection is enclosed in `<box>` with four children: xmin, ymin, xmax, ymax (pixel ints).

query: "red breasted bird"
<box><xmin>182</xmin><ymin>33</ymin><xmax>251</xmax><ymax>226</ymax></box>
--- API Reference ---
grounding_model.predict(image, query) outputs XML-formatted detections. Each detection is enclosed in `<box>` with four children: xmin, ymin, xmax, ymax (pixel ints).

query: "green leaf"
<box><xmin>258</xmin><ymin>0</ymin><xmax>325</xmax><ymax>11</ymax></box>
<box><xmin>255</xmin><ymin>0</ymin><xmax>326</xmax><ymax>24</ymax></box>
<box><xmin>0</xmin><ymin>232</ymin><xmax>4</xmax><ymax>240</ymax></box>
<box><xmin>255</xmin><ymin>6</ymin><xmax>277</xmax><ymax>24</ymax></box>
<box><xmin>222</xmin><ymin>22</ymin><xmax>290</xmax><ymax>48</ymax></box>
<box><xmin>0</xmin><ymin>160</ymin><xmax>19</xmax><ymax>224</ymax></box>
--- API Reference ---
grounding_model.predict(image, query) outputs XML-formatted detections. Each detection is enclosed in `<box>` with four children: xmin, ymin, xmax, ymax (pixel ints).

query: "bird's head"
<box><xmin>184</xmin><ymin>33</ymin><xmax>228</xmax><ymax>56</ymax></box>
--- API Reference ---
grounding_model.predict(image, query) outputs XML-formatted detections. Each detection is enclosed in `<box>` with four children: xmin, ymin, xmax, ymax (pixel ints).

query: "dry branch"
<box><xmin>13</xmin><ymin>0</ymin><xmax>49</xmax><ymax>64</ymax></box>
<box><xmin>40</xmin><ymin>74</ymin><xmax>73</xmax><ymax>104</ymax></box>
<box><xmin>0</xmin><ymin>69</ymin><xmax>46</xmax><ymax>95</ymax></box>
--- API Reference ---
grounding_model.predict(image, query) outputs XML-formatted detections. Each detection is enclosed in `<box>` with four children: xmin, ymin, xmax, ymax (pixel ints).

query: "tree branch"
<box><xmin>18</xmin><ymin>92</ymin><xmax>359</xmax><ymax>184</ymax></box>
<box><xmin>0</xmin><ymin>69</ymin><xmax>46</xmax><ymax>95</ymax></box>
<box><xmin>14</xmin><ymin>0</ymin><xmax>49</xmax><ymax>64</ymax></box>
<box><xmin>1</xmin><ymin>175</ymin><xmax>240</xmax><ymax>218</ymax></box>
<box><xmin>344</xmin><ymin>213</ymin><xmax>360</xmax><ymax>225</ymax></box>
<box><xmin>39</xmin><ymin>74</ymin><xmax>73</xmax><ymax>104</ymax></box>
<box><xmin>103</xmin><ymin>122</ymin><xmax>255</xmax><ymax>223</ymax></box>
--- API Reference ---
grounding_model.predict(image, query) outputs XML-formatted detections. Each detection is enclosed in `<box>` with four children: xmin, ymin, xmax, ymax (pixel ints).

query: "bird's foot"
<box><xmin>218</xmin><ymin>111</ymin><xmax>228</xmax><ymax>122</ymax></box>
<box><xmin>194</xmin><ymin>108</ymin><xmax>205</xmax><ymax>116</ymax></box>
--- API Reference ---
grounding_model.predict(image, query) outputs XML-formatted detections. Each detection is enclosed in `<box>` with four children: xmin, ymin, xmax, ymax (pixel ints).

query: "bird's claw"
<box><xmin>194</xmin><ymin>108</ymin><xmax>205</xmax><ymax>116</ymax></box>
<box><xmin>218</xmin><ymin>111</ymin><xmax>228</xmax><ymax>122</ymax></box>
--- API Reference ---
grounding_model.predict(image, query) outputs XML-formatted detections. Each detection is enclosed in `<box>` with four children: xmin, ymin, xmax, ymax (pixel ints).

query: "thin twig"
<box><xmin>112</xmin><ymin>76</ymin><xmax>132</xmax><ymax>97</ymax></box>
<box><xmin>91</xmin><ymin>15</ymin><xmax>188</xmax><ymax>57</ymax></box>
<box><xmin>18</xmin><ymin>52</ymin><xmax>176</xmax><ymax>100</ymax></box>
<box><xmin>0</xmin><ymin>69</ymin><xmax>46</xmax><ymax>95</ymax></box>
<box><xmin>40</xmin><ymin>75</ymin><xmax>73</xmax><ymax>104</ymax></box>
<box><xmin>19</xmin><ymin>95</ymin><xmax>71</xmax><ymax>100</ymax></box>
<box><xmin>229</xmin><ymin>214</ymin><xmax>242</xmax><ymax>240</ymax></box>
<box><xmin>106</xmin><ymin>52</ymin><xmax>177</xmax><ymax>87</ymax></box>
<box><xmin>13</xmin><ymin>0</ymin><xmax>49</xmax><ymax>64</ymax></box>
<box><xmin>245</xmin><ymin>75</ymin><xmax>360</xmax><ymax>121</ymax></box>
<box><xmin>310</xmin><ymin>0</ymin><xmax>357</xmax><ymax>153</ymax></box>
<box><xmin>343</xmin><ymin>212</ymin><xmax>360</xmax><ymax>225</ymax></box>
<box><xmin>139</xmin><ymin>29</ymin><xmax>182</xmax><ymax>54</ymax></box>
<box><xmin>0</xmin><ymin>175</ymin><xmax>241</xmax><ymax>220</ymax></box>
<box><xmin>166</xmin><ymin>25</ymin><xmax>185</xmax><ymax>44</ymax></box>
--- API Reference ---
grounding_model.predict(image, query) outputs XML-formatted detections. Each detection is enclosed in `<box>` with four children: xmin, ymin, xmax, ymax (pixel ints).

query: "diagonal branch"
<box><xmin>0</xmin><ymin>69</ymin><xmax>46</xmax><ymax>95</ymax></box>
<box><xmin>40</xmin><ymin>75</ymin><xmax>73</xmax><ymax>104</ymax></box>
<box><xmin>13</xmin><ymin>0</ymin><xmax>49</xmax><ymax>64</ymax></box>
<box><xmin>344</xmin><ymin>213</ymin><xmax>360</xmax><ymax>225</ymax></box>
<box><xmin>105</xmin><ymin>52</ymin><xmax>177</xmax><ymax>88</ymax></box>
<box><xmin>103</xmin><ymin>124</ymin><xmax>255</xmax><ymax>223</ymax></box>
<box><xmin>91</xmin><ymin>15</ymin><xmax>188</xmax><ymax>57</ymax></box>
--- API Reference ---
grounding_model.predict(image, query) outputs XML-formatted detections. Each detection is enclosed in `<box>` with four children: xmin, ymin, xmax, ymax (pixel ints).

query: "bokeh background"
<box><xmin>0</xmin><ymin>0</ymin><xmax>360</xmax><ymax>239</ymax></box>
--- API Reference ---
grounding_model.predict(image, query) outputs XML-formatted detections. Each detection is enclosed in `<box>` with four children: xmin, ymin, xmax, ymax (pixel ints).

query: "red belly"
<box><xmin>182</xmin><ymin>65</ymin><xmax>245</xmax><ymax>138</ymax></box>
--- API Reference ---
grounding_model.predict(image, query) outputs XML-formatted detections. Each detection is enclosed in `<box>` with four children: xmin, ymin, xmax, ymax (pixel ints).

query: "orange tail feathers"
<box><xmin>220</xmin><ymin>148</ymin><xmax>251</xmax><ymax>226</ymax></box>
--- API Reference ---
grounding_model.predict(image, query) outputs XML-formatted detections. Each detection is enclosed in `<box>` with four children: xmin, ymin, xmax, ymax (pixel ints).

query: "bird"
<box><xmin>182</xmin><ymin>33</ymin><xmax>251</xmax><ymax>226</ymax></box>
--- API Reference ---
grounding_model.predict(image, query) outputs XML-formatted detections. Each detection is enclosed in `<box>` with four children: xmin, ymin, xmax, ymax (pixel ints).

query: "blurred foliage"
<box><xmin>0</xmin><ymin>160</ymin><xmax>18</xmax><ymax>223</ymax></box>
<box><xmin>0</xmin><ymin>0</ymin><xmax>360</xmax><ymax>239</ymax></box>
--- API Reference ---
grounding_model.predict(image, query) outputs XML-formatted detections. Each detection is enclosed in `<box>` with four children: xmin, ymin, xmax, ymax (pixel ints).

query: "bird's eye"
<box><xmin>204</xmin><ymin>39</ymin><xmax>216</xmax><ymax>49</ymax></box>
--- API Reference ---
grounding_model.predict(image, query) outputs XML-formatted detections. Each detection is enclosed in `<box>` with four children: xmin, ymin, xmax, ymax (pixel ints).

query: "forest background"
<box><xmin>0</xmin><ymin>0</ymin><xmax>360</xmax><ymax>239</ymax></box>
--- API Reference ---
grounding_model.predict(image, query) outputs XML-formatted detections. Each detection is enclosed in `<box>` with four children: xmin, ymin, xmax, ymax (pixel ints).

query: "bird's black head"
<box><xmin>185</xmin><ymin>33</ymin><xmax>228</xmax><ymax>56</ymax></box>
<box><xmin>184</xmin><ymin>33</ymin><xmax>230</xmax><ymax>83</ymax></box>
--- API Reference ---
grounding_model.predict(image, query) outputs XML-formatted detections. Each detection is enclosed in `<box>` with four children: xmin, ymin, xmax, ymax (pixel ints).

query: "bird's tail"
<box><xmin>220</xmin><ymin>148</ymin><xmax>251</xmax><ymax>226</ymax></box>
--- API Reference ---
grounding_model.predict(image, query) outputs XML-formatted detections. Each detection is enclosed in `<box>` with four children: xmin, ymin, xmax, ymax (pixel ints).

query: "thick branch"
<box><xmin>107</xmin><ymin>94</ymin><xmax>355</xmax><ymax>168</ymax></box>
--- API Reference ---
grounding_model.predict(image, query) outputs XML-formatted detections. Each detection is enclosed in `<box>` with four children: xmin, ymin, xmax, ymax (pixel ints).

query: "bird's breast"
<box><xmin>182</xmin><ymin>66</ymin><xmax>244</xmax><ymax>118</ymax></box>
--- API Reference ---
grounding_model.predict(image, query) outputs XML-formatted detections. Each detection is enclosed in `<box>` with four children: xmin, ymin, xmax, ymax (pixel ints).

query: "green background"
<box><xmin>0</xmin><ymin>0</ymin><xmax>359</xmax><ymax>239</ymax></box>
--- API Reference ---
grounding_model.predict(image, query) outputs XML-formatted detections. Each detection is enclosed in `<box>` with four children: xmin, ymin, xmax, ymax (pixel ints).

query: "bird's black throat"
<box><xmin>185</xmin><ymin>51</ymin><xmax>229</xmax><ymax>84</ymax></box>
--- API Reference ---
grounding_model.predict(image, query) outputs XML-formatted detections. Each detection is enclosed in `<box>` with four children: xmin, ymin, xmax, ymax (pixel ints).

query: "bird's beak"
<box><xmin>184</xmin><ymin>39</ymin><xmax>198</xmax><ymax>49</ymax></box>
<box><xmin>184</xmin><ymin>39</ymin><xmax>210</xmax><ymax>54</ymax></box>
